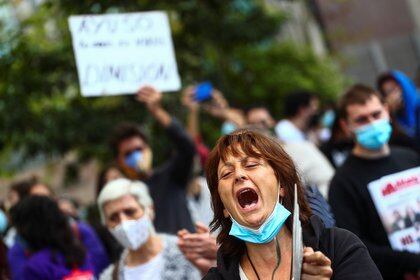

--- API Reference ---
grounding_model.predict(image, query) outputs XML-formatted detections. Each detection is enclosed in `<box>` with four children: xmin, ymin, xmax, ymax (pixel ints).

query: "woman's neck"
<box><xmin>125</xmin><ymin>235</ymin><xmax>163</xmax><ymax>267</ymax></box>
<box><xmin>241</xmin><ymin>227</ymin><xmax>293</xmax><ymax>280</ymax></box>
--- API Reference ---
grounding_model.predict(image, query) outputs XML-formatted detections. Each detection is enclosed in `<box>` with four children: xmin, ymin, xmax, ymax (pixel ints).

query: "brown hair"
<box><xmin>10</xmin><ymin>176</ymin><xmax>53</xmax><ymax>201</ymax></box>
<box><xmin>205</xmin><ymin>129</ymin><xmax>312</xmax><ymax>257</ymax></box>
<box><xmin>338</xmin><ymin>84</ymin><xmax>384</xmax><ymax>120</ymax></box>
<box><xmin>110</xmin><ymin>122</ymin><xmax>149</xmax><ymax>157</ymax></box>
<box><xmin>376</xmin><ymin>72</ymin><xmax>397</xmax><ymax>97</ymax></box>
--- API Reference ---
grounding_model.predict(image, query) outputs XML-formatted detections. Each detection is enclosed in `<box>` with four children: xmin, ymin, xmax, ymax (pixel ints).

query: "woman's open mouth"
<box><xmin>236</xmin><ymin>188</ymin><xmax>259</xmax><ymax>210</ymax></box>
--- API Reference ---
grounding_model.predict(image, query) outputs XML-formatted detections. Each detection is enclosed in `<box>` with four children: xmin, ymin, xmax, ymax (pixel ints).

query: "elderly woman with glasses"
<box><xmin>203</xmin><ymin>129</ymin><xmax>382</xmax><ymax>280</ymax></box>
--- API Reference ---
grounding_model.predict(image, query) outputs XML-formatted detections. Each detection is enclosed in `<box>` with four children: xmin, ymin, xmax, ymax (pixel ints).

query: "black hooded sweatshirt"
<box><xmin>203</xmin><ymin>215</ymin><xmax>383</xmax><ymax>280</ymax></box>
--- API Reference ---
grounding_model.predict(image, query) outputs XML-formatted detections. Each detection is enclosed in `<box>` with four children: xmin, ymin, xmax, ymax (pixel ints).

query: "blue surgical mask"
<box><xmin>0</xmin><ymin>210</ymin><xmax>7</xmax><ymax>234</ymax></box>
<box><xmin>321</xmin><ymin>110</ymin><xmax>335</xmax><ymax>128</ymax></box>
<box><xmin>355</xmin><ymin>119</ymin><xmax>392</xmax><ymax>150</ymax></box>
<box><xmin>229</xmin><ymin>200</ymin><xmax>291</xmax><ymax>244</ymax></box>
<box><xmin>221</xmin><ymin>122</ymin><xmax>237</xmax><ymax>135</ymax></box>
<box><xmin>125</xmin><ymin>150</ymin><xmax>143</xmax><ymax>171</ymax></box>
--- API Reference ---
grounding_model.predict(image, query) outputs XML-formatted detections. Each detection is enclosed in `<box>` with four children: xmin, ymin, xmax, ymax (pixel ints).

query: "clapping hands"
<box><xmin>178</xmin><ymin>222</ymin><xmax>218</xmax><ymax>275</ymax></box>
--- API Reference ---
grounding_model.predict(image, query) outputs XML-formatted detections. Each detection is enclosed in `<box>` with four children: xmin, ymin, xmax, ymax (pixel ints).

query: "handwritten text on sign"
<box><xmin>68</xmin><ymin>12</ymin><xmax>181</xmax><ymax>97</ymax></box>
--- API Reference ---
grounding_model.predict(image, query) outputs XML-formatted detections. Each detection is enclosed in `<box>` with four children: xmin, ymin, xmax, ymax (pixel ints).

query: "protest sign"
<box><xmin>68</xmin><ymin>11</ymin><xmax>181</xmax><ymax>97</ymax></box>
<box><xmin>368</xmin><ymin>167</ymin><xmax>420</xmax><ymax>253</ymax></box>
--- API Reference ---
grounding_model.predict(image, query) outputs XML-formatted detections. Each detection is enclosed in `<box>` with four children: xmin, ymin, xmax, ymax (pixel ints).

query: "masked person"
<box><xmin>377</xmin><ymin>70</ymin><xmax>420</xmax><ymax>142</ymax></box>
<box><xmin>245</xmin><ymin>105</ymin><xmax>276</xmax><ymax>135</ymax></box>
<box><xmin>97</xmin><ymin>178</ymin><xmax>200</xmax><ymax>280</ymax></box>
<box><xmin>245</xmin><ymin>105</ymin><xmax>334</xmax><ymax>199</ymax></box>
<box><xmin>7</xmin><ymin>179</ymin><xmax>109</xmax><ymax>278</ymax></box>
<box><xmin>179</xmin><ymin>106</ymin><xmax>336</xmax><ymax>275</ymax></box>
<box><xmin>9</xmin><ymin>196</ymin><xmax>95</xmax><ymax>280</ymax></box>
<box><xmin>319</xmin><ymin>109</ymin><xmax>354</xmax><ymax>169</ymax></box>
<box><xmin>110</xmin><ymin>86</ymin><xmax>196</xmax><ymax>234</ymax></box>
<box><xmin>202</xmin><ymin>129</ymin><xmax>381</xmax><ymax>279</ymax></box>
<box><xmin>275</xmin><ymin>91</ymin><xmax>319</xmax><ymax>143</ymax></box>
<box><xmin>329</xmin><ymin>84</ymin><xmax>420</xmax><ymax>279</ymax></box>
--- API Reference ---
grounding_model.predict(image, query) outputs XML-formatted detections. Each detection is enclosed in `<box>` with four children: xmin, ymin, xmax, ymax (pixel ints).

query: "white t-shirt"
<box><xmin>4</xmin><ymin>227</ymin><xmax>16</xmax><ymax>248</ymax></box>
<box><xmin>239</xmin><ymin>264</ymin><xmax>250</xmax><ymax>280</ymax></box>
<box><xmin>187</xmin><ymin>177</ymin><xmax>213</xmax><ymax>226</ymax></box>
<box><xmin>123</xmin><ymin>252</ymin><xmax>164</xmax><ymax>280</ymax></box>
<box><xmin>275</xmin><ymin>119</ymin><xmax>306</xmax><ymax>143</ymax></box>
<box><xmin>282</xmin><ymin>141</ymin><xmax>334</xmax><ymax>198</ymax></box>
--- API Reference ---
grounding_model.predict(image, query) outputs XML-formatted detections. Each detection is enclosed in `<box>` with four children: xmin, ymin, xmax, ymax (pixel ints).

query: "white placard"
<box><xmin>68</xmin><ymin>11</ymin><xmax>181</xmax><ymax>97</ymax></box>
<box><xmin>368</xmin><ymin>167</ymin><xmax>420</xmax><ymax>253</ymax></box>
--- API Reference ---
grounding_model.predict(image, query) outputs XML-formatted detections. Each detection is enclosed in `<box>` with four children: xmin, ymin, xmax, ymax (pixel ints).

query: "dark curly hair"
<box><xmin>110</xmin><ymin>122</ymin><xmax>149</xmax><ymax>157</ymax></box>
<box><xmin>11</xmin><ymin>196</ymin><xmax>86</xmax><ymax>268</ymax></box>
<box><xmin>283</xmin><ymin>90</ymin><xmax>317</xmax><ymax>118</ymax></box>
<box><xmin>9</xmin><ymin>177</ymin><xmax>37</xmax><ymax>201</ymax></box>
<box><xmin>205</xmin><ymin>129</ymin><xmax>312</xmax><ymax>257</ymax></box>
<box><xmin>9</xmin><ymin>176</ymin><xmax>53</xmax><ymax>201</ymax></box>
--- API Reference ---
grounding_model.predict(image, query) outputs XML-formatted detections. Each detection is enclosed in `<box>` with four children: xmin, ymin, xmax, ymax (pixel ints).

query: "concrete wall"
<box><xmin>315</xmin><ymin>0</ymin><xmax>420</xmax><ymax>86</ymax></box>
<box><xmin>266</xmin><ymin>0</ymin><xmax>328</xmax><ymax>56</ymax></box>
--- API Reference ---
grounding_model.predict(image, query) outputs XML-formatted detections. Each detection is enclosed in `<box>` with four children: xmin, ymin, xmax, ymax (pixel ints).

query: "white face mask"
<box><xmin>110</xmin><ymin>215</ymin><xmax>151</xmax><ymax>250</ymax></box>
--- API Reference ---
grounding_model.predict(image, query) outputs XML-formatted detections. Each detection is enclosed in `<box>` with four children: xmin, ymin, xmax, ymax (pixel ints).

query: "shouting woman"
<box><xmin>203</xmin><ymin>129</ymin><xmax>382</xmax><ymax>280</ymax></box>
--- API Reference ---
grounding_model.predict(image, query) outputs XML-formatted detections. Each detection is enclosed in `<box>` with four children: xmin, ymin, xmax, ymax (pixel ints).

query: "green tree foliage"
<box><xmin>0</xmin><ymin>0</ymin><xmax>344</xmax><ymax>173</ymax></box>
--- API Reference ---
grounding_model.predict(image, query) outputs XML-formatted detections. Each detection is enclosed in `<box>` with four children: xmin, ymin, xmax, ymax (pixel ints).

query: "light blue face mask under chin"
<box><xmin>321</xmin><ymin>110</ymin><xmax>335</xmax><ymax>128</ymax></box>
<box><xmin>228</xmin><ymin>201</ymin><xmax>291</xmax><ymax>244</ymax></box>
<box><xmin>0</xmin><ymin>209</ymin><xmax>7</xmax><ymax>234</ymax></box>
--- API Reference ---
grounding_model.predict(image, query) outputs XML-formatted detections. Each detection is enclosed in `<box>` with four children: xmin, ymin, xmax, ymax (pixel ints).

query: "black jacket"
<box><xmin>329</xmin><ymin>147</ymin><xmax>420</xmax><ymax>279</ymax></box>
<box><xmin>145</xmin><ymin>119</ymin><xmax>196</xmax><ymax>234</ymax></box>
<box><xmin>203</xmin><ymin>216</ymin><xmax>382</xmax><ymax>280</ymax></box>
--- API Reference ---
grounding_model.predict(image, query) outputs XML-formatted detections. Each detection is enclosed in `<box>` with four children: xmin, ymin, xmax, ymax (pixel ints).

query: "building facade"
<box><xmin>314</xmin><ymin>0</ymin><xmax>420</xmax><ymax>85</ymax></box>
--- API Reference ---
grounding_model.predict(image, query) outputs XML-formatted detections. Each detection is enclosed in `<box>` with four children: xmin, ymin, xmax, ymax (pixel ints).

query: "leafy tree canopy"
<box><xmin>0</xmin><ymin>0</ymin><xmax>345</xmax><ymax>175</ymax></box>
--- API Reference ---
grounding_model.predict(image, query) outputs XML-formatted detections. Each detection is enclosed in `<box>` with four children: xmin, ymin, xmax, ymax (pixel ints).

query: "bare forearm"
<box><xmin>149</xmin><ymin>106</ymin><xmax>172</xmax><ymax>128</ymax></box>
<box><xmin>187</xmin><ymin>108</ymin><xmax>199</xmax><ymax>138</ymax></box>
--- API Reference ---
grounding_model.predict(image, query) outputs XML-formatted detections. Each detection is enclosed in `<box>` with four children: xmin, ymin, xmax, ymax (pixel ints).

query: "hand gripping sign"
<box><xmin>68</xmin><ymin>11</ymin><xmax>181</xmax><ymax>97</ymax></box>
<box><xmin>368</xmin><ymin>167</ymin><xmax>420</xmax><ymax>253</ymax></box>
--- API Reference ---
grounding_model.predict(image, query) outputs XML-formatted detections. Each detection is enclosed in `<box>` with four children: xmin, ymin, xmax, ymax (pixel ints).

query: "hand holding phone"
<box><xmin>195</xmin><ymin>82</ymin><xmax>213</xmax><ymax>102</ymax></box>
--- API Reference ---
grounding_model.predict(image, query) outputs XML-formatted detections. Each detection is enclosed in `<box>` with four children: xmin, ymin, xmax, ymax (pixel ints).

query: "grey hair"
<box><xmin>97</xmin><ymin>178</ymin><xmax>153</xmax><ymax>224</ymax></box>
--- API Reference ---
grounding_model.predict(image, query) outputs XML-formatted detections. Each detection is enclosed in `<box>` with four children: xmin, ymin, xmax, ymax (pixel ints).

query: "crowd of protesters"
<box><xmin>0</xmin><ymin>68</ymin><xmax>419</xmax><ymax>280</ymax></box>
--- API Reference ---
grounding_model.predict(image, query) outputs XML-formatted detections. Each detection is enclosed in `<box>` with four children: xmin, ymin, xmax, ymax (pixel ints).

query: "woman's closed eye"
<box><xmin>245</xmin><ymin>162</ymin><xmax>259</xmax><ymax>168</ymax></box>
<box><xmin>220</xmin><ymin>171</ymin><xmax>232</xmax><ymax>179</ymax></box>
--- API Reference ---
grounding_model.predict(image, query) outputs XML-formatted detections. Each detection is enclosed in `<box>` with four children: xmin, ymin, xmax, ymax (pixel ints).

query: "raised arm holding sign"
<box><xmin>136</xmin><ymin>86</ymin><xmax>171</xmax><ymax>128</ymax></box>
